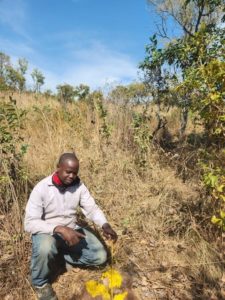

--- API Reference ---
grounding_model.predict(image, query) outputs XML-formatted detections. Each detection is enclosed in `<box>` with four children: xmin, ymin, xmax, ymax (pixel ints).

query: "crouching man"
<box><xmin>24</xmin><ymin>153</ymin><xmax>117</xmax><ymax>300</ymax></box>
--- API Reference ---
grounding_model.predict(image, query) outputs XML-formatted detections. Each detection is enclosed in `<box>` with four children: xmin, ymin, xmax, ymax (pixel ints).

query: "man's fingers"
<box><xmin>76</xmin><ymin>231</ymin><xmax>86</xmax><ymax>238</ymax></box>
<box><xmin>104</xmin><ymin>229</ymin><xmax>117</xmax><ymax>240</ymax></box>
<box><xmin>104</xmin><ymin>232</ymin><xmax>117</xmax><ymax>241</ymax></box>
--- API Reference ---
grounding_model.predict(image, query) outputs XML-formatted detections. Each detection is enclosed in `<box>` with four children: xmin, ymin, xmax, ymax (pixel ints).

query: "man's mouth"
<box><xmin>65</xmin><ymin>178</ymin><xmax>73</xmax><ymax>184</ymax></box>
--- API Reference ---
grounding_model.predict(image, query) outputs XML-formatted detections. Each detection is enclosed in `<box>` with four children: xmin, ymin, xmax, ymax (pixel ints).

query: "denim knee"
<box><xmin>82</xmin><ymin>228</ymin><xmax>108</xmax><ymax>265</ymax></box>
<box><xmin>63</xmin><ymin>229</ymin><xmax>108</xmax><ymax>267</ymax></box>
<box><xmin>31</xmin><ymin>234</ymin><xmax>59</xmax><ymax>286</ymax></box>
<box><xmin>32</xmin><ymin>234</ymin><xmax>58</xmax><ymax>258</ymax></box>
<box><xmin>95</xmin><ymin>247</ymin><xmax>107</xmax><ymax>265</ymax></box>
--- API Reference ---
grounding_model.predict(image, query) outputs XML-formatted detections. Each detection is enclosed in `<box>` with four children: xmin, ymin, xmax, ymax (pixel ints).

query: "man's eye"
<box><xmin>66</xmin><ymin>171</ymin><xmax>76</xmax><ymax>175</ymax></box>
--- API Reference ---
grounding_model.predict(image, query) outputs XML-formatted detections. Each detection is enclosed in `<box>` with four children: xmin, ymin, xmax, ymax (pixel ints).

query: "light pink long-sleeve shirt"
<box><xmin>24</xmin><ymin>175</ymin><xmax>107</xmax><ymax>235</ymax></box>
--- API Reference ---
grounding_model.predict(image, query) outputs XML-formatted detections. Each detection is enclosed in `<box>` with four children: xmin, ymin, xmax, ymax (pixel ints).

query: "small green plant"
<box><xmin>0</xmin><ymin>95</ymin><xmax>28</xmax><ymax>212</ymax></box>
<box><xmin>94</xmin><ymin>96</ymin><xmax>112</xmax><ymax>142</ymax></box>
<box><xmin>0</xmin><ymin>96</ymin><xmax>27</xmax><ymax>157</ymax></box>
<box><xmin>131</xmin><ymin>110</ymin><xmax>151</xmax><ymax>171</ymax></box>
<box><xmin>202</xmin><ymin>165</ymin><xmax>225</xmax><ymax>231</ymax></box>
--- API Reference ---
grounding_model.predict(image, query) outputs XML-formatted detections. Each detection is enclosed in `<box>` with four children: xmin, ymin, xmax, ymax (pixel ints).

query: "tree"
<box><xmin>147</xmin><ymin>0</ymin><xmax>224</xmax><ymax>38</ymax></box>
<box><xmin>31</xmin><ymin>68</ymin><xmax>45</xmax><ymax>93</ymax></box>
<box><xmin>142</xmin><ymin>0</ymin><xmax>225</xmax><ymax>231</ymax></box>
<box><xmin>18</xmin><ymin>58</ymin><xmax>28</xmax><ymax>75</ymax></box>
<box><xmin>175</xmin><ymin>26</ymin><xmax>225</xmax><ymax>139</ymax></box>
<box><xmin>0</xmin><ymin>52</ymin><xmax>10</xmax><ymax>90</ymax></box>
<box><xmin>74</xmin><ymin>84</ymin><xmax>90</xmax><ymax>101</ymax></box>
<box><xmin>5</xmin><ymin>66</ymin><xmax>25</xmax><ymax>91</ymax></box>
<box><xmin>56</xmin><ymin>84</ymin><xmax>75</xmax><ymax>104</ymax></box>
<box><xmin>17</xmin><ymin>58</ymin><xmax>28</xmax><ymax>91</ymax></box>
<box><xmin>109</xmin><ymin>82</ymin><xmax>150</xmax><ymax>105</ymax></box>
<box><xmin>0</xmin><ymin>53</ymin><xmax>28</xmax><ymax>91</ymax></box>
<box><xmin>140</xmin><ymin>35</ymin><xmax>174</xmax><ymax>136</ymax></box>
<box><xmin>44</xmin><ymin>89</ymin><xmax>54</xmax><ymax>99</ymax></box>
<box><xmin>141</xmin><ymin>0</ymin><xmax>224</xmax><ymax>136</ymax></box>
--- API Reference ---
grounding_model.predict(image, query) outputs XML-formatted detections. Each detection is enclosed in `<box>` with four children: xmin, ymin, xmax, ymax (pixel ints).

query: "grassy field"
<box><xmin>0</xmin><ymin>91</ymin><xmax>224</xmax><ymax>300</ymax></box>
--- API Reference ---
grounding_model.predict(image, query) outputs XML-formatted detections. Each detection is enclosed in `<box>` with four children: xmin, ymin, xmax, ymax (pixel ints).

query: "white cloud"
<box><xmin>43</xmin><ymin>41</ymin><xmax>138</xmax><ymax>90</ymax></box>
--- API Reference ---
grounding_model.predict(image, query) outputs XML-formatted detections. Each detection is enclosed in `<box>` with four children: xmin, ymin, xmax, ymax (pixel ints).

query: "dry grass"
<box><xmin>0</xmin><ymin>92</ymin><xmax>224</xmax><ymax>300</ymax></box>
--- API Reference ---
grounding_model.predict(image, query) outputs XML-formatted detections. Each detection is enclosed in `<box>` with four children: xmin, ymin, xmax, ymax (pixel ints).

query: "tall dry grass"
<box><xmin>0</xmin><ymin>92</ymin><xmax>223</xmax><ymax>300</ymax></box>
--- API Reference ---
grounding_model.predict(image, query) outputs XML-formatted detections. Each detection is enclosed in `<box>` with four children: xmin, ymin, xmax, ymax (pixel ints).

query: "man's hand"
<box><xmin>102</xmin><ymin>223</ymin><xmax>118</xmax><ymax>242</ymax></box>
<box><xmin>54</xmin><ymin>226</ymin><xmax>85</xmax><ymax>246</ymax></box>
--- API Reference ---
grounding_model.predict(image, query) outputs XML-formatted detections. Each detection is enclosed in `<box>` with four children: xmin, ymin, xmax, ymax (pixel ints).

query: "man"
<box><xmin>24</xmin><ymin>153</ymin><xmax>117</xmax><ymax>300</ymax></box>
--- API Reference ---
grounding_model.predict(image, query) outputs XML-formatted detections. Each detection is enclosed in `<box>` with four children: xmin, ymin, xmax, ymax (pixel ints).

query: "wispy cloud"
<box><xmin>0</xmin><ymin>37</ymin><xmax>34</xmax><ymax>58</ymax></box>
<box><xmin>0</xmin><ymin>0</ymin><xmax>29</xmax><ymax>39</ymax></box>
<box><xmin>0</xmin><ymin>35</ymin><xmax>138</xmax><ymax>91</ymax></box>
<box><xmin>3</xmin><ymin>43</ymin><xmax>136</xmax><ymax>93</ymax></box>
<box><xmin>42</xmin><ymin>40</ymin><xmax>138</xmax><ymax>90</ymax></box>
<box><xmin>0</xmin><ymin>0</ymin><xmax>139</xmax><ymax>92</ymax></box>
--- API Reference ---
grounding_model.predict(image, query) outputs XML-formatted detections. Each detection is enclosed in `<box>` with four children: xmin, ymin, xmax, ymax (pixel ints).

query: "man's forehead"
<box><xmin>60</xmin><ymin>159</ymin><xmax>79</xmax><ymax>168</ymax></box>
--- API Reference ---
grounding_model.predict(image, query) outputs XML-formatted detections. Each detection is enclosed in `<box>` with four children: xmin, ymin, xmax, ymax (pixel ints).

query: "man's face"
<box><xmin>57</xmin><ymin>159</ymin><xmax>79</xmax><ymax>185</ymax></box>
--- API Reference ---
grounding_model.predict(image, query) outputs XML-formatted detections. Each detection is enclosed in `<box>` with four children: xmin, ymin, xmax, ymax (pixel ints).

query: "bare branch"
<box><xmin>194</xmin><ymin>0</ymin><xmax>205</xmax><ymax>32</ymax></box>
<box><xmin>156</xmin><ymin>17</ymin><xmax>171</xmax><ymax>39</ymax></box>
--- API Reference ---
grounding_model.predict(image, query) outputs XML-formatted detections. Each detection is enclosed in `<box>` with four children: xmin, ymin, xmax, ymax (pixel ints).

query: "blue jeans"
<box><xmin>31</xmin><ymin>228</ymin><xmax>107</xmax><ymax>286</ymax></box>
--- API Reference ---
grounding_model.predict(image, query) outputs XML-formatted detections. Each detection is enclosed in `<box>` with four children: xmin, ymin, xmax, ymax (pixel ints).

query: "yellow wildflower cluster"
<box><xmin>85</xmin><ymin>268</ymin><xmax>128</xmax><ymax>300</ymax></box>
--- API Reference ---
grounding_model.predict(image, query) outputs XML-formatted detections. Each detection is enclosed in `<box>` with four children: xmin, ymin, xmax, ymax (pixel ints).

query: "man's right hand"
<box><xmin>54</xmin><ymin>226</ymin><xmax>85</xmax><ymax>246</ymax></box>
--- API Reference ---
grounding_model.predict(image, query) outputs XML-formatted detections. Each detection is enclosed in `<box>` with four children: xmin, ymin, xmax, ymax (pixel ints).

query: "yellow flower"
<box><xmin>113</xmin><ymin>291</ymin><xmax>128</xmax><ymax>300</ymax></box>
<box><xmin>101</xmin><ymin>268</ymin><xmax>123</xmax><ymax>289</ymax></box>
<box><xmin>85</xmin><ymin>280</ymin><xmax>110</xmax><ymax>300</ymax></box>
<box><xmin>210</xmin><ymin>93</ymin><xmax>220</xmax><ymax>102</ymax></box>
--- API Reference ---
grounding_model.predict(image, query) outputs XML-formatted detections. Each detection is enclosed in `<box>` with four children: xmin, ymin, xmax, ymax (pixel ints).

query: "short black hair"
<box><xmin>57</xmin><ymin>152</ymin><xmax>79</xmax><ymax>166</ymax></box>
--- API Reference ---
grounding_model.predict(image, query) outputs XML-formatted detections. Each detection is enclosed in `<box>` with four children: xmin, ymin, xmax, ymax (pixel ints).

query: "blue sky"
<box><xmin>0</xmin><ymin>0</ymin><xmax>178</xmax><ymax>91</ymax></box>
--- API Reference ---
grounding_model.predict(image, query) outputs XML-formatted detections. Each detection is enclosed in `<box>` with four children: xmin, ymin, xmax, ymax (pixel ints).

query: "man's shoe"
<box><xmin>34</xmin><ymin>283</ymin><xmax>58</xmax><ymax>300</ymax></box>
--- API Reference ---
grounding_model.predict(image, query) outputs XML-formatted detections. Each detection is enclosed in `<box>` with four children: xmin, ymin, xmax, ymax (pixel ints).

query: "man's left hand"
<box><xmin>102</xmin><ymin>223</ymin><xmax>118</xmax><ymax>242</ymax></box>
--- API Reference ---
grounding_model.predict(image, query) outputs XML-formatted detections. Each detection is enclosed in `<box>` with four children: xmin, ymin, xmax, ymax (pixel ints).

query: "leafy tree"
<box><xmin>140</xmin><ymin>35</ymin><xmax>174</xmax><ymax>136</ymax></box>
<box><xmin>0</xmin><ymin>52</ymin><xmax>10</xmax><ymax>90</ymax></box>
<box><xmin>109</xmin><ymin>82</ymin><xmax>150</xmax><ymax>105</ymax></box>
<box><xmin>5</xmin><ymin>66</ymin><xmax>25</xmax><ymax>91</ymax></box>
<box><xmin>175</xmin><ymin>26</ymin><xmax>225</xmax><ymax>140</ymax></box>
<box><xmin>141</xmin><ymin>0</ymin><xmax>224</xmax><ymax>136</ymax></box>
<box><xmin>141</xmin><ymin>0</ymin><xmax>225</xmax><ymax>231</ymax></box>
<box><xmin>57</xmin><ymin>84</ymin><xmax>90</xmax><ymax>104</ymax></box>
<box><xmin>0</xmin><ymin>52</ymin><xmax>10</xmax><ymax>77</ymax></box>
<box><xmin>56</xmin><ymin>84</ymin><xmax>75</xmax><ymax>104</ymax></box>
<box><xmin>17</xmin><ymin>58</ymin><xmax>28</xmax><ymax>91</ymax></box>
<box><xmin>0</xmin><ymin>53</ymin><xmax>27</xmax><ymax>91</ymax></box>
<box><xmin>31</xmin><ymin>68</ymin><xmax>45</xmax><ymax>93</ymax></box>
<box><xmin>43</xmin><ymin>89</ymin><xmax>54</xmax><ymax>99</ymax></box>
<box><xmin>74</xmin><ymin>84</ymin><xmax>90</xmax><ymax>101</ymax></box>
<box><xmin>18</xmin><ymin>58</ymin><xmax>28</xmax><ymax>76</ymax></box>
<box><xmin>148</xmin><ymin>0</ymin><xmax>224</xmax><ymax>37</ymax></box>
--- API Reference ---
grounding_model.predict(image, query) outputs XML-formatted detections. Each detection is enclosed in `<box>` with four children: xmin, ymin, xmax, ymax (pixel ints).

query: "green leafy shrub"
<box><xmin>0</xmin><ymin>95</ymin><xmax>28</xmax><ymax>212</ymax></box>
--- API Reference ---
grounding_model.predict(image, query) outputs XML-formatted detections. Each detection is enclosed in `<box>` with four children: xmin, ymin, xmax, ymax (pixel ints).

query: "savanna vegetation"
<box><xmin>0</xmin><ymin>0</ymin><xmax>224</xmax><ymax>299</ymax></box>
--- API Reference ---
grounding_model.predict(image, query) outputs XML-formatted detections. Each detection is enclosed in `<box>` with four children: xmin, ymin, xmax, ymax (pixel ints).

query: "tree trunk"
<box><xmin>180</xmin><ymin>106</ymin><xmax>188</xmax><ymax>138</ymax></box>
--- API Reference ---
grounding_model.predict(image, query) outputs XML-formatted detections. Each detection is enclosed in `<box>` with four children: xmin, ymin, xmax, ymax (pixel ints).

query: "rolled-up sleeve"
<box><xmin>24</xmin><ymin>187</ymin><xmax>56</xmax><ymax>235</ymax></box>
<box><xmin>79</xmin><ymin>184</ymin><xmax>107</xmax><ymax>227</ymax></box>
